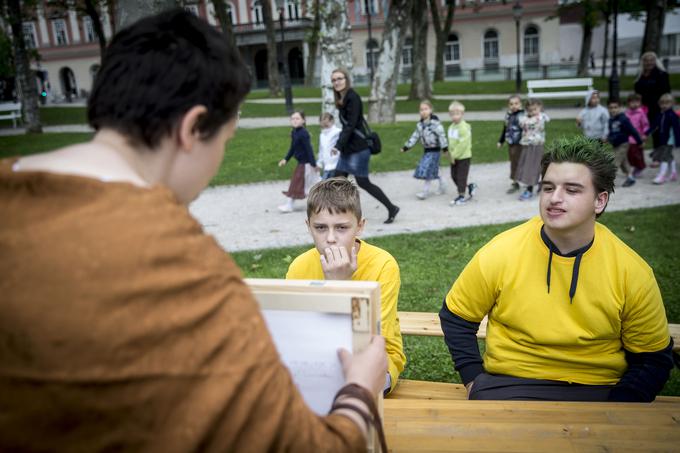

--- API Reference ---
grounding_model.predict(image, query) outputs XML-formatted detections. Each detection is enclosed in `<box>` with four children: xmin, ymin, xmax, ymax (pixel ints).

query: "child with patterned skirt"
<box><xmin>517</xmin><ymin>98</ymin><xmax>550</xmax><ymax>200</ymax></box>
<box><xmin>401</xmin><ymin>100</ymin><xmax>448</xmax><ymax>199</ymax></box>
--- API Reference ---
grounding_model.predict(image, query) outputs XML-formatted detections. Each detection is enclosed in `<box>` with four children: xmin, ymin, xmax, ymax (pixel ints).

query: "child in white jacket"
<box><xmin>317</xmin><ymin>112</ymin><xmax>342</xmax><ymax>179</ymax></box>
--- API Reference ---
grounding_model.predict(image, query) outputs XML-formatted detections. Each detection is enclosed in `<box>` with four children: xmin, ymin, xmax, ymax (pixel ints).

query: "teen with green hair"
<box><xmin>440</xmin><ymin>136</ymin><xmax>674</xmax><ymax>402</ymax></box>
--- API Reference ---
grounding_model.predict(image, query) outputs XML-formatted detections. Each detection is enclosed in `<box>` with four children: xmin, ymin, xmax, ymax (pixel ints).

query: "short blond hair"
<box><xmin>448</xmin><ymin>101</ymin><xmax>465</xmax><ymax>113</ymax></box>
<box><xmin>659</xmin><ymin>93</ymin><xmax>674</xmax><ymax>105</ymax></box>
<box><xmin>307</xmin><ymin>177</ymin><xmax>362</xmax><ymax>221</ymax></box>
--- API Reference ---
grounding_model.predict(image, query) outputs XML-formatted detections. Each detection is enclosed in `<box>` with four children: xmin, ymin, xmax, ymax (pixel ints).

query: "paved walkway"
<box><xmin>189</xmin><ymin>160</ymin><xmax>680</xmax><ymax>253</ymax></box>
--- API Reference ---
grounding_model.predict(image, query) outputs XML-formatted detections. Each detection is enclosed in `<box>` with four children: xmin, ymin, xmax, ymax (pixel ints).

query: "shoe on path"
<box><xmin>670</xmin><ymin>171</ymin><xmax>678</xmax><ymax>182</ymax></box>
<box><xmin>416</xmin><ymin>191</ymin><xmax>429</xmax><ymax>200</ymax></box>
<box><xmin>653</xmin><ymin>174</ymin><xmax>666</xmax><ymax>185</ymax></box>
<box><xmin>450</xmin><ymin>195</ymin><xmax>467</xmax><ymax>206</ymax></box>
<box><xmin>622</xmin><ymin>177</ymin><xmax>636</xmax><ymax>188</ymax></box>
<box><xmin>468</xmin><ymin>182</ymin><xmax>477</xmax><ymax>197</ymax></box>
<box><xmin>519</xmin><ymin>190</ymin><xmax>533</xmax><ymax>201</ymax></box>
<box><xmin>278</xmin><ymin>204</ymin><xmax>293</xmax><ymax>213</ymax></box>
<box><xmin>506</xmin><ymin>182</ymin><xmax>520</xmax><ymax>194</ymax></box>
<box><xmin>384</xmin><ymin>206</ymin><xmax>400</xmax><ymax>224</ymax></box>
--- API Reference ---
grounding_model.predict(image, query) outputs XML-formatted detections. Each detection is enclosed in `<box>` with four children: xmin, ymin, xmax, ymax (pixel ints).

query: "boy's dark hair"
<box><xmin>542</xmin><ymin>136</ymin><xmax>616</xmax><ymax>216</ymax></box>
<box><xmin>627</xmin><ymin>93</ymin><xmax>642</xmax><ymax>103</ymax></box>
<box><xmin>307</xmin><ymin>178</ymin><xmax>362</xmax><ymax>221</ymax></box>
<box><xmin>607</xmin><ymin>98</ymin><xmax>620</xmax><ymax>107</ymax></box>
<box><xmin>87</xmin><ymin>9</ymin><xmax>251</xmax><ymax>149</ymax></box>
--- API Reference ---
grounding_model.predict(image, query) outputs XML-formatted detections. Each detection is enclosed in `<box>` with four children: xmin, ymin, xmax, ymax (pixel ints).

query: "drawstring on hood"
<box><xmin>541</xmin><ymin>226</ymin><xmax>593</xmax><ymax>304</ymax></box>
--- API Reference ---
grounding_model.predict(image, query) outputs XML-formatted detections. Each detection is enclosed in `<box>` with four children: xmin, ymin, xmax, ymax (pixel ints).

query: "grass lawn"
<box><xmin>229</xmin><ymin>204</ymin><xmax>680</xmax><ymax>396</ymax></box>
<box><xmin>0</xmin><ymin>119</ymin><xmax>581</xmax><ymax>185</ymax></box>
<box><xmin>246</xmin><ymin>74</ymin><xmax>680</xmax><ymax>99</ymax></box>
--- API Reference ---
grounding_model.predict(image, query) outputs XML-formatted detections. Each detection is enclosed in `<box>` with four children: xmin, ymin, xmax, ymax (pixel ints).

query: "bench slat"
<box><xmin>399</xmin><ymin>311</ymin><xmax>680</xmax><ymax>353</ymax></box>
<box><xmin>527</xmin><ymin>78</ymin><xmax>593</xmax><ymax>89</ymax></box>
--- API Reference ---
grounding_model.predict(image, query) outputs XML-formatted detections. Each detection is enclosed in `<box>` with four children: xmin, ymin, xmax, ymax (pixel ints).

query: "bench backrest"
<box><xmin>527</xmin><ymin>78</ymin><xmax>594</xmax><ymax>99</ymax></box>
<box><xmin>0</xmin><ymin>102</ymin><xmax>22</xmax><ymax>113</ymax></box>
<box><xmin>398</xmin><ymin>311</ymin><xmax>680</xmax><ymax>353</ymax></box>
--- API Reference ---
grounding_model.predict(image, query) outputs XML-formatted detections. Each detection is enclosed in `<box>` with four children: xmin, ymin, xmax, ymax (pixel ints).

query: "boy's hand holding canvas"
<box><xmin>285</xmin><ymin>178</ymin><xmax>406</xmax><ymax>395</ymax></box>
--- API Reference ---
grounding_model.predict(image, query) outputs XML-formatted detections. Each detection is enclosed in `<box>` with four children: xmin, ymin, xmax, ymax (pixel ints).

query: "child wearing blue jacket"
<box><xmin>646</xmin><ymin>93</ymin><xmax>680</xmax><ymax>184</ymax></box>
<box><xmin>606</xmin><ymin>99</ymin><xmax>642</xmax><ymax>187</ymax></box>
<box><xmin>278</xmin><ymin>111</ymin><xmax>317</xmax><ymax>212</ymax></box>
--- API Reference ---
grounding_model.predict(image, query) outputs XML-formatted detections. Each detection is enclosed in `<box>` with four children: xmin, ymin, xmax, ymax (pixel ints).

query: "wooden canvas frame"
<box><xmin>245</xmin><ymin>278</ymin><xmax>382</xmax><ymax>452</ymax></box>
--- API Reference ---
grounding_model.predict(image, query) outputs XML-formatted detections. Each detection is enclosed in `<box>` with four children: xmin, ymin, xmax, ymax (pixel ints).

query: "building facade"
<box><xmin>8</xmin><ymin>0</ymin><xmax>670</xmax><ymax>103</ymax></box>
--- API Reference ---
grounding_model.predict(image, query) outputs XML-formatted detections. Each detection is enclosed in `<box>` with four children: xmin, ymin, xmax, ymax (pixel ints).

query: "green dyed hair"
<box><xmin>542</xmin><ymin>136</ymin><xmax>616</xmax><ymax>211</ymax></box>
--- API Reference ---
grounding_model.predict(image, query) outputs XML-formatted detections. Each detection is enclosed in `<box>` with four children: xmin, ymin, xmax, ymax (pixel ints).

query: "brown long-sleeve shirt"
<box><xmin>0</xmin><ymin>158</ymin><xmax>364</xmax><ymax>452</ymax></box>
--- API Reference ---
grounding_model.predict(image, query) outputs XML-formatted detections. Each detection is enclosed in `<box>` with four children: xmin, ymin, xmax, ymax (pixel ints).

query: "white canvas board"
<box><xmin>262</xmin><ymin>309</ymin><xmax>353</xmax><ymax>415</ymax></box>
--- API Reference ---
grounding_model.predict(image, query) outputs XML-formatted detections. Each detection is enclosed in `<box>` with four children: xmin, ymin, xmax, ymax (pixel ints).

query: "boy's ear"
<box><xmin>594</xmin><ymin>191</ymin><xmax>608</xmax><ymax>215</ymax></box>
<box><xmin>177</xmin><ymin>105</ymin><xmax>208</xmax><ymax>152</ymax></box>
<box><xmin>356</xmin><ymin>217</ymin><xmax>366</xmax><ymax>236</ymax></box>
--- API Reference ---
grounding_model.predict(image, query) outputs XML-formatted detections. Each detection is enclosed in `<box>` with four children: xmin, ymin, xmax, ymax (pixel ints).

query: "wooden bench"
<box><xmin>399</xmin><ymin>311</ymin><xmax>680</xmax><ymax>353</ymax></box>
<box><xmin>383</xmin><ymin>394</ymin><xmax>680</xmax><ymax>452</ymax></box>
<box><xmin>527</xmin><ymin>77</ymin><xmax>593</xmax><ymax>99</ymax></box>
<box><xmin>0</xmin><ymin>102</ymin><xmax>22</xmax><ymax>128</ymax></box>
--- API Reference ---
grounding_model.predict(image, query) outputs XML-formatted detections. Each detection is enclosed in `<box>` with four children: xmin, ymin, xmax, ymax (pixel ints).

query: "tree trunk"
<box><xmin>601</xmin><ymin>1</ymin><xmax>609</xmax><ymax>78</ymax></box>
<box><xmin>577</xmin><ymin>21</ymin><xmax>593</xmax><ymax>77</ymax></box>
<box><xmin>115</xmin><ymin>0</ymin><xmax>178</xmax><ymax>29</ymax></box>
<box><xmin>642</xmin><ymin>0</ymin><xmax>666</xmax><ymax>54</ymax></box>
<box><xmin>408</xmin><ymin>0</ymin><xmax>431</xmax><ymax>100</ymax></box>
<box><xmin>211</xmin><ymin>0</ymin><xmax>237</xmax><ymax>50</ymax></box>
<box><xmin>304</xmin><ymin>0</ymin><xmax>320</xmax><ymax>87</ymax></box>
<box><xmin>7</xmin><ymin>0</ymin><xmax>42</xmax><ymax>133</ymax></box>
<box><xmin>83</xmin><ymin>0</ymin><xmax>108</xmax><ymax>58</ymax></box>
<box><xmin>319</xmin><ymin>0</ymin><xmax>353</xmax><ymax>117</ymax></box>
<box><xmin>368</xmin><ymin>0</ymin><xmax>410</xmax><ymax>124</ymax></box>
<box><xmin>429</xmin><ymin>0</ymin><xmax>455</xmax><ymax>82</ymax></box>
<box><xmin>262</xmin><ymin>0</ymin><xmax>281</xmax><ymax>97</ymax></box>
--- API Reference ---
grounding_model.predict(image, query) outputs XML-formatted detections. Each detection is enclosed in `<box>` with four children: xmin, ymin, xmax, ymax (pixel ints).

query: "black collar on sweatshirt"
<box><xmin>540</xmin><ymin>226</ymin><xmax>594</xmax><ymax>304</ymax></box>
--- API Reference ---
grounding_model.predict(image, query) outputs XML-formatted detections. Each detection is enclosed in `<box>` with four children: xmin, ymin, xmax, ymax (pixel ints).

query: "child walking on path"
<box><xmin>625</xmin><ymin>93</ymin><xmax>649</xmax><ymax>177</ymax></box>
<box><xmin>497</xmin><ymin>95</ymin><xmax>524</xmax><ymax>194</ymax></box>
<box><xmin>401</xmin><ymin>100</ymin><xmax>448</xmax><ymax>199</ymax></box>
<box><xmin>447</xmin><ymin>101</ymin><xmax>476</xmax><ymax>206</ymax></box>
<box><xmin>646</xmin><ymin>93</ymin><xmax>680</xmax><ymax>184</ymax></box>
<box><xmin>517</xmin><ymin>98</ymin><xmax>550</xmax><ymax>200</ymax></box>
<box><xmin>577</xmin><ymin>90</ymin><xmax>609</xmax><ymax>141</ymax></box>
<box><xmin>607</xmin><ymin>99</ymin><xmax>643</xmax><ymax>187</ymax></box>
<box><xmin>317</xmin><ymin>112</ymin><xmax>341</xmax><ymax>180</ymax></box>
<box><xmin>278</xmin><ymin>111</ymin><xmax>317</xmax><ymax>212</ymax></box>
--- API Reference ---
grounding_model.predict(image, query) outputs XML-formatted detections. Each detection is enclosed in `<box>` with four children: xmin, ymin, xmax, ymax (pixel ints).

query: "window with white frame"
<box><xmin>83</xmin><ymin>16</ymin><xmax>96</xmax><ymax>43</ymax></box>
<box><xmin>252</xmin><ymin>0</ymin><xmax>263</xmax><ymax>24</ymax></box>
<box><xmin>445</xmin><ymin>33</ymin><xmax>460</xmax><ymax>63</ymax></box>
<box><xmin>360</xmin><ymin>0</ymin><xmax>379</xmax><ymax>15</ymax></box>
<box><xmin>366</xmin><ymin>39</ymin><xmax>379</xmax><ymax>72</ymax></box>
<box><xmin>184</xmin><ymin>4</ymin><xmax>199</xmax><ymax>16</ymax></box>
<box><xmin>22</xmin><ymin>22</ymin><xmax>38</xmax><ymax>49</ymax></box>
<box><xmin>286</xmin><ymin>1</ymin><xmax>300</xmax><ymax>20</ymax></box>
<box><xmin>483</xmin><ymin>29</ymin><xmax>499</xmax><ymax>61</ymax></box>
<box><xmin>226</xmin><ymin>2</ymin><xmax>236</xmax><ymax>24</ymax></box>
<box><xmin>524</xmin><ymin>25</ymin><xmax>539</xmax><ymax>58</ymax></box>
<box><xmin>402</xmin><ymin>37</ymin><xmax>413</xmax><ymax>67</ymax></box>
<box><xmin>662</xmin><ymin>33</ymin><xmax>680</xmax><ymax>56</ymax></box>
<box><xmin>53</xmin><ymin>19</ymin><xmax>69</xmax><ymax>46</ymax></box>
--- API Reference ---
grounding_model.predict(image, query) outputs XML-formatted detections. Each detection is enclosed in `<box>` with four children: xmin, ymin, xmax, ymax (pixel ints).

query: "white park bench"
<box><xmin>0</xmin><ymin>102</ymin><xmax>22</xmax><ymax>128</ymax></box>
<box><xmin>527</xmin><ymin>77</ymin><xmax>594</xmax><ymax>100</ymax></box>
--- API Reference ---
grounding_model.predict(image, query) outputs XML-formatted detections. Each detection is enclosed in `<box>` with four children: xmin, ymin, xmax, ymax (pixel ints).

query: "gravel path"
<box><xmin>190</xmin><ymin>159</ymin><xmax>680</xmax><ymax>253</ymax></box>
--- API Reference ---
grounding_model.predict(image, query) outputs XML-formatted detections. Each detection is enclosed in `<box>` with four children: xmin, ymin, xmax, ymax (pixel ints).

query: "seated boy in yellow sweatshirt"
<box><xmin>286</xmin><ymin>177</ymin><xmax>406</xmax><ymax>395</ymax></box>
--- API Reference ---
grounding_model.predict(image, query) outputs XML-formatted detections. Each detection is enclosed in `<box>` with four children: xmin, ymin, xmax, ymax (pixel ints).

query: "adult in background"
<box><xmin>331</xmin><ymin>68</ymin><xmax>400</xmax><ymax>224</ymax></box>
<box><xmin>634</xmin><ymin>51</ymin><xmax>671</xmax><ymax>166</ymax></box>
<box><xmin>440</xmin><ymin>136</ymin><xmax>674</xmax><ymax>402</ymax></box>
<box><xmin>0</xmin><ymin>10</ymin><xmax>387</xmax><ymax>451</ymax></box>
